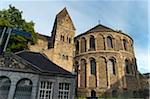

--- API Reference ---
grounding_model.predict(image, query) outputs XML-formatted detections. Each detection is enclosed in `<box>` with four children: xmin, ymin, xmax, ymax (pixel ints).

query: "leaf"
<box><xmin>0</xmin><ymin>5</ymin><xmax>37</xmax><ymax>52</ymax></box>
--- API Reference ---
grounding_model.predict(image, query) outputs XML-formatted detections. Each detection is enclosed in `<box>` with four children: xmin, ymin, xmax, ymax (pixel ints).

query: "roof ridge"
<box><xmin>85</xmin><ymin>24</ymin><xmax>115</xmax><ymax>33</ymax></box>
<box><xmin>14</xmin><ymin>50</ymin><xmax>29</xmax><ymax>54</ymax></box>
<box><xmin>56</xmin><ymin>7</ymin><xmax>68</xmax><ymax>17</ymax></box>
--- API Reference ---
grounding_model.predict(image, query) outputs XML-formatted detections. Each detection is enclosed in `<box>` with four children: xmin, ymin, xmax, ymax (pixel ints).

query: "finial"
<box><xmin>98</xmin><ymin>20</ymin><xmax>101</xmax><ymax>24</ymax></box>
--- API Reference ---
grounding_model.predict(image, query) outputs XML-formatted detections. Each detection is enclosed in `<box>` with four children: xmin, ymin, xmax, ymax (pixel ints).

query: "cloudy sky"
<box><xmin>1</xmin><ymin>0</ymin><xmax>149</xmax><ymax>73</ymax></box>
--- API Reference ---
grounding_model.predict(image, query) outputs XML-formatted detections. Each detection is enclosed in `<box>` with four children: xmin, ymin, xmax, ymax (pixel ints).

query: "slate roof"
<box><xmin>75</xmin><ymin>24</ymin><xmax>133</xmax><ymax>41</ymax></box>
<box><xmin>16</xmin><ymin>51</ymin><xmax>73</xmax><ymax>75</ymax></box>
<box><xmin>86</xmin><ymin>24</ymin><xmax>115</xmax><ymax>33</ymax></box>
<box><xmin>37</xmin><ymin>33</ymin><xmax>51</xmax><ymax>41</ymax></box>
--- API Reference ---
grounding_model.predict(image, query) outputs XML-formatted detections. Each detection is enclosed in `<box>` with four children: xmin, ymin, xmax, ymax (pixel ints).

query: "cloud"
<box><xmin>134</xmin><ymin>46</ymin><xmax>149</xmax><ymax>73</ymax></box>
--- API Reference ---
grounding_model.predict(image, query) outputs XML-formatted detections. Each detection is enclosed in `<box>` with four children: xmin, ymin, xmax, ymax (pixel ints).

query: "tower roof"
<box><xmin>52</xmin><ymin>7</ymin><xmax>75</xmax><ymax>33</ymax></box>
<box><xmin>56</xmin><ymin>7</ymin><xmax>68</xmax><ymax>19</ymax></box>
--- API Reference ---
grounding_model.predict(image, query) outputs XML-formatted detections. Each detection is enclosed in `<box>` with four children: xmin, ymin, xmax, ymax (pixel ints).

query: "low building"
<box><xmin>139</xmin><ymin>73</ymin><xmax>149</xmax><ymax>98</ymax></box>
<box><xmin>0</xmin><ymin>51</ymin><xmax>75</xmax><ymax>99</ymax></box>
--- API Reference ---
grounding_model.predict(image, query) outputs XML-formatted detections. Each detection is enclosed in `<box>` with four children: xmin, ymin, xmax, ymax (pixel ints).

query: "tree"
<box><xmin>0</xmin><ymin>5</ymin><xmax>37</xmax><ymax>52</ymax></box>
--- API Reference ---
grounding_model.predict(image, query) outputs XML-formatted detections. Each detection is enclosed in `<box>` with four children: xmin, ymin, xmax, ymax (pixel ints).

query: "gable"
<box><xmin>56</xmin><ymin>8</ymin><xmax>75</xmax><ymax>30</ymax></box>
<box><xmin>16</xmin><ymin>51</ymin><xmax>73</xmax><ymax>75</ymax></box>
<box><xmin>86</xmin><ymin>24</ymin><xmax>115</xmax><ymax>33</ymax></box>
<box><xmin>0</xmin><ymin>54</ymin><xmax>40</xmax><ymax>73</ymax></box>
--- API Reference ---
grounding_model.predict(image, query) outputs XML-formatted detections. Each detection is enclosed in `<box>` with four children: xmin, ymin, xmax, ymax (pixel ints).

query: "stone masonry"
<box><xmin>29</xmin><ymin>8</ymin><xmax>141</xmax><ymax>98</ymax></box>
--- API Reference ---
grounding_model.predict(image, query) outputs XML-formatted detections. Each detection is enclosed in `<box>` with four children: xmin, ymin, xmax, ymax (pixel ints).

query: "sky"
<box><xmin>0</xmin><ymin>0</ymin><xmax>149</xmax><ymax>73</ymax></box>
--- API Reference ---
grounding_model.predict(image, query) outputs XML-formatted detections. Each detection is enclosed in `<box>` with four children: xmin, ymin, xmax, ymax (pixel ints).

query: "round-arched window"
<box><xmin>89</xmin><ymin>35</ymin><xmax>95</xmax><ymax>50</ymax></box>
<box><xmin>90</xmin><ymin>58</ymin><xmax>96</xmax><ymax>75</ymax></box>
<box><xmin>107</xmin><ymin>36</ymin><xmax>113</xmax><ymax>48</ymax></box>
<box><xmin>0</xmin><ymin>76</ymin><xmax>11</xmax><ymax>99</ymax></box>
<box><xmin>81</xmin><ymin>37</ymin><xmax>86</xmax><ymax>53</ymax></box>
<box><xmin>14</xmin><ymin>79</ymin><xmax>32</xmax><ymax>99</ymax></box>
<box><xmin>80</xmin><ymin>59</ymin><xmax>87</xmax><ymax>88</ymax></box>
<box><xmin>107</xmin><ymin>59</ymin><xmax>116</xmax><ymax>75</ymax></box>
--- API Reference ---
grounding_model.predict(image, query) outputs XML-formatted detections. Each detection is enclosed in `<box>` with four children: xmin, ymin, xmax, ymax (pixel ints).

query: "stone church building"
<box><xmin>0</xmin><ymin>7</ymin><xmax>144</xmax><ymax>98</ymax></box>
<box><xmin>29</xmin><ymin>8</ymin><xmax>142</xmax><ymax>98</ymax></box>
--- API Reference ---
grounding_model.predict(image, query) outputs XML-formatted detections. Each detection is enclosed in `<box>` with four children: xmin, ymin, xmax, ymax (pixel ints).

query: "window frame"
<box><xmin>0</xmin><ymin>76</ymin><xmax>11</xmax><ymax>99</ymax></box>
<box><xmin>90</xmin><ymin>58</ymin><xmax>96</xmax><ymax>75</ymax></box>
<box><xmin>38</xmin><ymin>81</ymin><xmax>53</xmax><ymax>99</ymax></box>
<box><xmin>125</xmin><ymin>59</ymin><xmax>130</xmax><ymax>74</ymax></box>
<box><xmin>81</xmin><ymin>37</ymin><xmax>86</xmax><ymax>53</ymax></box>
<box><xmin>80</xmin><ymin>59</ymin><xmax>87</xmax><ymax>88</ymax></box>
<box><xmin>108</xmin><ymin>59</ymin><xmax>116</xmax><ymax>75</ymax></box>
<box><xmin>123</xmin><ymin>39</ymin><xmax>127</xmax><ymax>50</ymax></box>
<box><xmin>89</xmin><ymin>35</ymin><xmax>96</xmax><ymax>51</ymax></box>
<box><xmin>58</xmin><ymin>83</ymin><xmax>70</xmax><ymax>99</ymax></box>
<box><xmin>107</xmin><ymin>36</ymin><xmax>113</xmax><ymax>49</ymax></box>
<box><xmin>14</xmin><ymin>79</ymin><xmax>32</xmax><ymax>99</ymax></box>
<box><xmin>75</xmin><ymin>40</ymin><xmax>79</xmax><ymax>54</ymax></box>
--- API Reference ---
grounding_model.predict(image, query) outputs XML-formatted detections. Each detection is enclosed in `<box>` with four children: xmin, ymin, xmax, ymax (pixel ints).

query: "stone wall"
<box><xmin>29</xmin><ymin>8</ymin><xmax>75</xmax><ymax>72</ymax></box>
<box><xmin>74</xmin><ymin>31</ymin><xmax>140</xmax><ymax>97</ymax></box>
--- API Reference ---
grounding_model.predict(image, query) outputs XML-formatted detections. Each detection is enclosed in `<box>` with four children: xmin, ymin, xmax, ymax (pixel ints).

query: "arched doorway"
<box><xmin>91</xmin><ymin>90</ymin><xmax>96</xmax><ymax>97</ymax></box>
<box><xmin>112</xmin><ymin>90</ymin><xmax>117</xmax><ymax>97</ymax></box>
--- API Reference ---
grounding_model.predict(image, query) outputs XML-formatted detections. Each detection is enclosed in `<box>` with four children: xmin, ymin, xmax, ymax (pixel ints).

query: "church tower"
<box><xmin>29</xmin><ymin>8</ymin><xmax>75</xmax><ymax>72</ymax></box>
<box><xmin>50</xmin><ymin>8</ymin><xmax>75</xmax><ymax>72</ymax></box>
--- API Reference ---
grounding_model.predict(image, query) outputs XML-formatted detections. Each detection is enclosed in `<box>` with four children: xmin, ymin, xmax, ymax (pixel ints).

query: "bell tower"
<box><xmin>50</xmin><ymin>8</ymin><xmax>75</xmax><ymax>72</ymax></box>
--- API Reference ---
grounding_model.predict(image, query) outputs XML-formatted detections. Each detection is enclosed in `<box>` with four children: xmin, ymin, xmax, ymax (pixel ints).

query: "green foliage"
<box><xmin>0</xmin><ymin>5</ymin><xmax>37</xmax><ymax>52</ymax></box>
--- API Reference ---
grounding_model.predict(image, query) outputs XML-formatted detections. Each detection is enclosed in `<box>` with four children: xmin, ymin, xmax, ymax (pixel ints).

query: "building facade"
<box><xmin>29</xmin><ymin>8</ymin><xmax>75</xmax><ymax>72</ymax></box>
<box><xmin>0</xmin><ymin>51</ymin><xmax>75</xmax><ymax>99</ymax></box>
<box><xmin>29</xmin><ymin>8</ymin><xmax>142</xmax><ymax>98</ymax></box>
<box><xmin>74</xmin><ymin>25</ymin><xmax>141</xmax><ymax>97</ymax></box>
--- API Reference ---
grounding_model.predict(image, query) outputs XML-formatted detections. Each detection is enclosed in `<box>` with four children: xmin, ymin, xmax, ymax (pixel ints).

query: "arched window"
<box><xmin>89</xmin><ymin>35</ymin><xmax>95</xmax><ymax>50</ymax></box>
<box><xmin>69</xmin><ymin>38</ymin><xmax>71</xmax><ymax>43</ymax></box>
<box><xmin>75</xmin><ymin>40</ymin><xmax>79</xmax><ymax>54</ymax></box>
<box><xmin>107</xmin><ymin>36</ymin><xmax>113</xmax><ymax>48</ymax></box>
<box><xmin>80</xmin><ymin>59</ymin><xmax>86</xmax><ymax>88</ymax></box>
<box><xmin>81</xmin><ymin>37</ymin><xmax>86</xmax><ymax>53</ymax></box>
<box><xmin>90</xmin><ymin>58</ymin><xmax>96</xmax><ymax>75</ymax></box>
<box><xmin>107</xmin><ymin>59</ymin><xmax>116</xmax><ymax>75</ymax></box>
<box><xmin>0</xmin><ymin>76</ymin><xmax>11</xmax><ymax>99</ymax></box>
<box><xmin>125</xmin><ymin>59</ymin><xmax>130</xmax><ymax>74</ymax></box>
<box><xmin>62</xmin><ymin>36</ymin><xmax>64</xmax><ymax>42</ymax></box>
<box><xmin>74</xmin><ymin>61</ymin><xmax>79</xmax><ymax>73</ymax></box>
<box><xmin>123</xmin><ymin>39</ymin><xmax>127</xmax><ymax>50</ymax></box>
<box><xmin>60</xmin><ymin>35</ymin><xmax>63</xmax><ymax>41</ymax></box>
<box><xmin>14</xmin><ymin>79</ymin><xmax>32</xmax><ymax>99</ymax></box>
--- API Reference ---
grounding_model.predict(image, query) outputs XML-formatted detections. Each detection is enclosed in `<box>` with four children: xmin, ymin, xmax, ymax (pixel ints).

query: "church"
<box><xmin>0</xmin><ymin>8</ymin><xmax>146</xmax><ymax>99</ymax></box>
<box><xmin>29</xmin><ymin>8</ymin><xmax>143</xmax><ymax>98</ymax></box>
